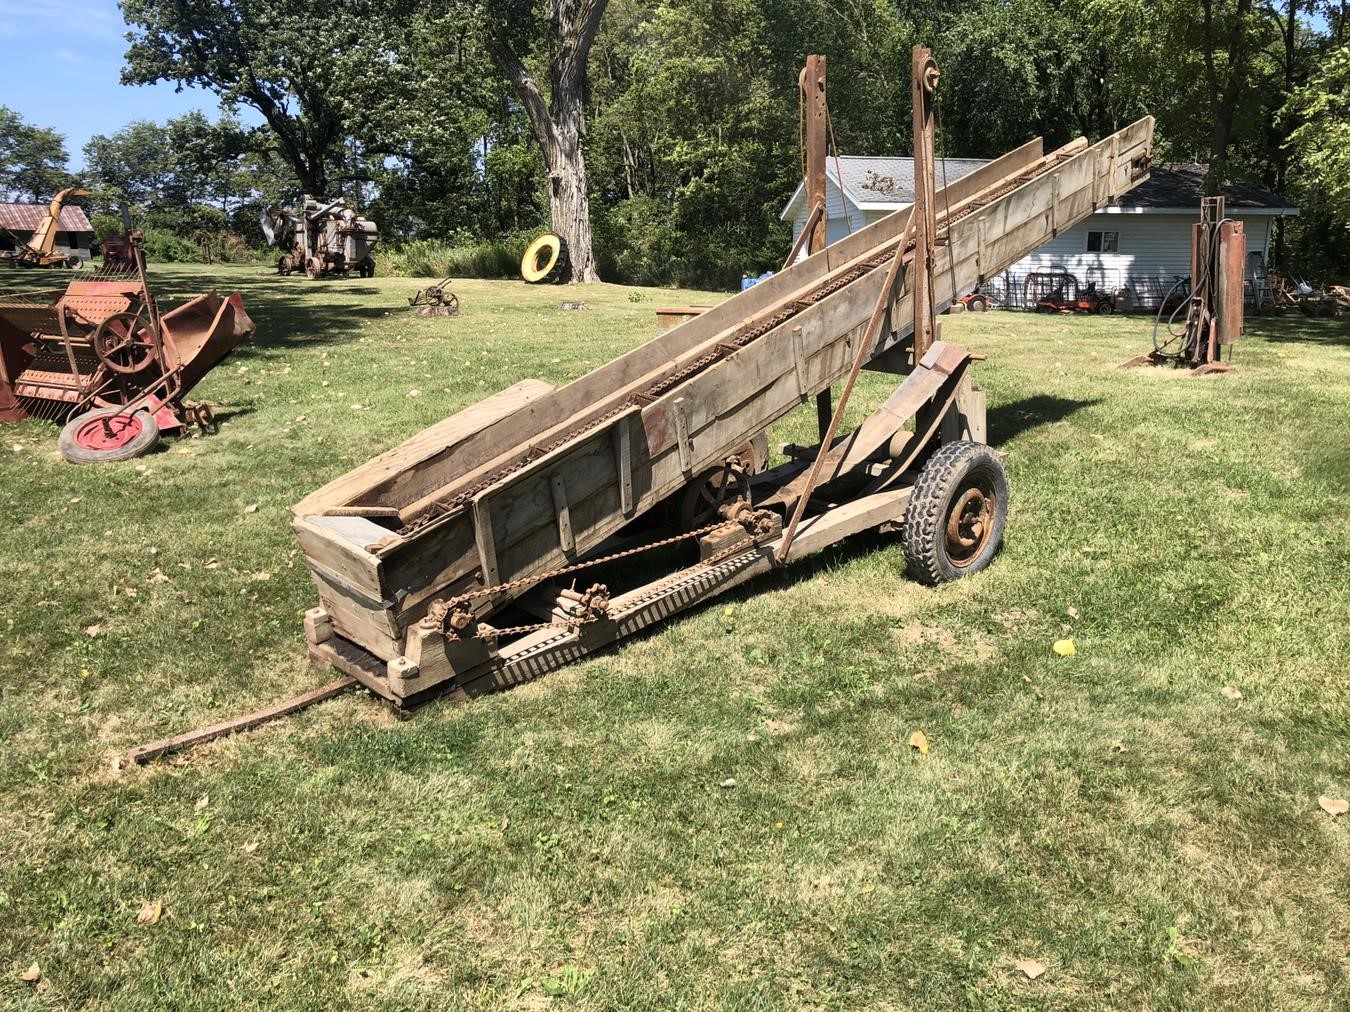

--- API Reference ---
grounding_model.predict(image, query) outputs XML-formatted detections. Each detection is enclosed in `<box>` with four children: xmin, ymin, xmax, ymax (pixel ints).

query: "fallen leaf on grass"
<box><xmin>1014</xmin><ymin>958</ymin><xmax>1046</xmax><ymax>980</ymax></box>
<box><xmin>406</xmin><ymin>388</ymin><xmax>422</xmax><ymax>398</ymax></box>
<box><xmin>137</xmin><ymin>900</ymin><xmax>163</xmax><ymax>926</ymax></box>
<box><xmin>19</xmin><ymin>962</ymin><xmax>40</xmax><ymax>983</ymax></box>
<box><xmin>243</xmin><ymin>503</ymin><xmax>259</xmax><ymax>514</ymax></box>
<box><xmin>241</xmin><ymin>840</ymin><xmax>259</xmax><ymax>854</ymax></box>
<box><xmin>147</xmin><ymin>569</ymin><xmax>170</xmax><ymax>585</ymax></box>
<box><xmin>83</xmin><ymin>624</ymin><xmax>102</xmax><ymax>638</ymax></box>
<box><xmin>10</xmin><ymin>443</ymin><xmax>23</xmax><ymax>453</ymax></box>
<box><xmin>1052</xmin><ymin>638</ymin><xmax>1076</xmax><ymax>657</ymax></box>
<box><xmin>204</xmin><ymin>558</ymin><xmax>220</xmax><ymax>569</ymax></box>
<box><xmin>1220</xmin><ymin>686</ymin><xmax>1243</xmax><ymax>700</ymax></box>
<box><xmin>1318</xmin><ymin>796</ymin><xmax>1349</xmax><ymax>817</ymax></box>
<box><xmin>719</xmin><ymin>778</ymin><xmax>736</xmax><ymax>789</ymax></box>
<box><xmin>908</xmin><ymin>730</ymin><xmax>929</xmax><ymax>755</ymax></box>
<box><xmin>1067</xmin><ymin>606</ymin><xmax>1079</xmax><ymax>620</ymax></box>
<box><xmin>195</xmin><ymin>794</ymin><xmax>209</xmax><ymax>811</ymax></box>
<box><xmin>251</xmin><ymin>571</ymin><xmax>271</xmax><ymax>582</ymax></box>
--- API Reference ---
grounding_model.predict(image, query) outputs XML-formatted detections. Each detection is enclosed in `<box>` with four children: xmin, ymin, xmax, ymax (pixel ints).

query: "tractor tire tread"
<box><xmin>901</xmin><ymin>440</ymin><xmax>1008</xmax><ymax>586</ymax></box>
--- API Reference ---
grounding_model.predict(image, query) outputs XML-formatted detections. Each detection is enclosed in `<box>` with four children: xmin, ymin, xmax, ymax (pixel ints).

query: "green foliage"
<box><xmin>1289</xmin><ymin>43</ymin><xmax>1350</xmax><ymax>227</ymax></box>
<box><xmin>377</xmin><ymin>235</ymin><xmax>531</xmax><ymax>279</ymax></box>
<box><xmin>135</xmin><ymin>228</ymin><xmax>199</xmax><ymax>263</ymax></box>
<box><xmin>0</xmin><ymin>105</ymin><xmax>76</xmax><ymax>202</ymax></box>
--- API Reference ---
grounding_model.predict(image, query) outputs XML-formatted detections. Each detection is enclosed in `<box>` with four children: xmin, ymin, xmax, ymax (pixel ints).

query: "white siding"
<box><xmin>787</xmin><ymin>177</ymin><xmax>867</xmax><ymax>259</ymax></box>
<box><xmin>995</xmin><ymin>212</ymin><xmax>1275</xmax><ymax>309</ymax></box>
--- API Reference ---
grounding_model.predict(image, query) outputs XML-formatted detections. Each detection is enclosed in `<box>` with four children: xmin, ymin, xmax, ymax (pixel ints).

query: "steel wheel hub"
<box><xmin>74</xmin><ymin>412</ymin><xmax>142</xmax><ymax>451</ymax></box>
<box><xmin>945</xmin><ymin>481</ymin><xmax>995</xmax><ymax>567</ymax></box>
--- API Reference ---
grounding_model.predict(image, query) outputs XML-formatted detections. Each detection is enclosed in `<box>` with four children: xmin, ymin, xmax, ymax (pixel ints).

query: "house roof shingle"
<box><xmin>831</xmin><ymin>155</ymin><xmax>988</xmax><ymax>207</ymax></box>
<box><xmin>0</xmin><ymin>203</ymin><xmax>94</xmax><ymax>233</ymax></box>
<box><xmin>1115</xmin><ymin>163</ymin><xmax>1292</xmax><ymax>211</ymax></box>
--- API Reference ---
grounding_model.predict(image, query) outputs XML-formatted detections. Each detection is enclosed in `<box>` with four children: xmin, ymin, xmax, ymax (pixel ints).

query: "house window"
<box><xmin>1086</xmin><ymin>230</ymin><xmax>1118</xmax><ymax>253</ymax></box>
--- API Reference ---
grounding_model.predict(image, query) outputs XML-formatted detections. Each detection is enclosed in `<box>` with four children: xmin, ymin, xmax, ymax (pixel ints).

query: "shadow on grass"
<box><xmin>987</xmin><ymin>395</ymin><xmax>1100</xmax><ymax>445</ymax></box>
<box><xmin>1246</xmin><ymin>314</ymin><xmax>1350</xmax><ymax>346</ymax></box>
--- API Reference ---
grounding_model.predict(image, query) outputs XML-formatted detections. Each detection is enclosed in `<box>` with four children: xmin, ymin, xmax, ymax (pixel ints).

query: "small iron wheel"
<box><xmin>901</xmin><ymin>440</ymin><xmax>1008</xmax><ymax>585</ymax></box>
<box><xmin>278</xmin><ymin>255</ymin><xmax>293</xmax><ymax>276</ymax></box>
<box><xmin>678</xmin><ymin>460</ymin><xmax>751</xmax><ymax>531</ymax></box>
<box><xmin>305</xmin><ymin>256</ymin><xmax>322</xmax><ymax>280</ymax></box>
<box><xmin>92</xmin><ymin>311</ymin><xmax>159</xmax><ymax>375</ymax></box>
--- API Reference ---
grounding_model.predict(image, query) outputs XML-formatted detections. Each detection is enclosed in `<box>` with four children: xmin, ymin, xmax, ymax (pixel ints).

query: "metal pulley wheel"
<box><xmin>92</xmin><ymin>311</ymin><xmax>160</xmax><ymax>375</ymax></box>
<box><xmin>521</xmin><ymin>233</ymin><xmax>564</xmax><ymax>283</ymax></box>
<box><xmin>676</xmin><ymin>436</ymin><xmax>767</xmax><ymax>531</ymax></box>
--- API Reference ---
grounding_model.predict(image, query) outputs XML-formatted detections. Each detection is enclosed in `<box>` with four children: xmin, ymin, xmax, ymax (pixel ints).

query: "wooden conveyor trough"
<box><xmin>295</xmin><ymin>110</ymin><xmax>1154</xmax><ymax>710</ymax></box>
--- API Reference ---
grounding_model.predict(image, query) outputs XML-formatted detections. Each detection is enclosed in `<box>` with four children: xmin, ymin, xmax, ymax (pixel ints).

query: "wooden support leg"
<box><xmin>815</xmin><ymin>388</ymin><xmax>832</xmax><ymax>441</ymax></box>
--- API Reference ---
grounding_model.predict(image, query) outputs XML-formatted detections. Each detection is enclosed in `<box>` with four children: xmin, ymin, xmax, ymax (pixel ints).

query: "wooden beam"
<box><xmin>126</xmin><ymin>677</ymin><xmax>358</xmax><ymax>765</ymax></box>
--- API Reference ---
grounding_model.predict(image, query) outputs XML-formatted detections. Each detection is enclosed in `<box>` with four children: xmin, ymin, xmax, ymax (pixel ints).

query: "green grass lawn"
<box><xmin>1</xmin><ymin>264</ymin><xmax>1347</xmax><ymax>1009</ymax></box>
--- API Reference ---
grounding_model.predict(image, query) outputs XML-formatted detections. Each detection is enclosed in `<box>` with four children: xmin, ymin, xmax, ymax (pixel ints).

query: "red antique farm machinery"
<box><xmin>0</xmin><ymin>237</ymin><xmax>255</xmax><ymax>462</ymax></box>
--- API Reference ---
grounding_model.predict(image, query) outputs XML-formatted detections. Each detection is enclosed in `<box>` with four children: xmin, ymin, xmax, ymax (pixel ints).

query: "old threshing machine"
<box><xmin>1124</xmin><ymin>196</ymin><xmax>1245</xmax><ymax>374</ymax></box>
<box><xmin>1</xmin><ymin>186</ymin><xmax>90</xmax><ymax>270</ymax></box>
<box><xmin>0</xmin><ymin>237</ymin><xmax>255</xmax><ymax>462</ymax></box>
<box><xmin>261</xmin><ymin>196</ymin><xmax>380</xmax><ymax>280</ymax></box>
<box><xmin>293</xmin><ymin>49</ymin><xmax>1155</xmax><ymax>709</ymax></box>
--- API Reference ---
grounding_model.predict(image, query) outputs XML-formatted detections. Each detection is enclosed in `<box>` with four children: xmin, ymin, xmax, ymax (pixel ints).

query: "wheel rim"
<box><xmin>73</xmin><ymin>412</ymin><xmax>143</xmax><ymax>452</ymax></box>
<box><xmin>94</xmin><ymin>312</ymin><xmax>159</xmax><ymax>375</ymax></box>
<box><xmin>679</xmin><ymin>461</ymin><xmax>749</xmax><ymax>531</ymax></box>
<box><xmin>944</xmin><ymin>477</ymin><xmax>997</xmax><ymax>568</ymax></box>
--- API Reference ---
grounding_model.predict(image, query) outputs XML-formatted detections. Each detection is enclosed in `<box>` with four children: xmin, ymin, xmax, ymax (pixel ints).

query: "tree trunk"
<box><xmin>548</xmin><ymin>85</ymin><xmax>601</xmax><ymax>282</ymax></box>
<box><xmin>487</xmin><ymin>0</ymin><xmax>608</xmax><ymax>283</ymax></box>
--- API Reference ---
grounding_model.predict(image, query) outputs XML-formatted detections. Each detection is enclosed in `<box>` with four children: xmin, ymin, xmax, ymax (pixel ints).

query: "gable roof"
<box><xmin>781</xmin><ymin>155</ymin><xmax>987</xmax><ymax>220</ymax></box>
<box><xmin>782</xmin><ymin>157</ymin><xmax>1299</xmax><ymax>220</ymax></box>
<box><xmin>1111</xmin><ymin>163</ymin><xmax>1297</xmax><ymax>214</ymax></box>
<box><xmin>0</xmin><ymin>203</ymin><xmax>95</xmax><ymax>233</ymax></box>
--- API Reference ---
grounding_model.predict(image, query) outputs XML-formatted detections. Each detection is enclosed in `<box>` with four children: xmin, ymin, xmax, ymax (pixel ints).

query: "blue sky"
<box><xmin>0</xmin><ymin>0</ymin><xmax>259</xmax><ymax>169</ymax></box>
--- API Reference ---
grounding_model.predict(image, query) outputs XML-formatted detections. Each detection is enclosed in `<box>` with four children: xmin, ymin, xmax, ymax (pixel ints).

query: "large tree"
<box><xmin>119</xmin><ymin>0</ymin><xmax>377</xmax><ymax>197</ymax></box>
<box><xmin>0</xmin><ymin>107</ymin><xmax>75</xmax><ymax>202</ymax></box>
<box><xmin>483</xmin><ymin>0</ymin><xmax>610</xmax><ymax>282</ymax></box>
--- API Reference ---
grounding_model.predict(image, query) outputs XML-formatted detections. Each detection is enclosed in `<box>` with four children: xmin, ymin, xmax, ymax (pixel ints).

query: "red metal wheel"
<box><xmin>93</xmin><ymin>311</ymin><xmax>159</xmax><ymax>375</ymax></box>
<box><xmin>58</xmin><ymin>407</ymin><xmax>160</xmax><ymax>464</ymax></box>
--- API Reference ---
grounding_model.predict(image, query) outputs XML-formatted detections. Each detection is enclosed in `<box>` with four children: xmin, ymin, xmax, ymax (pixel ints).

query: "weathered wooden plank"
<box><xmin>292</xmin><ymin>379</ymin><xmax>554</xmax><ymax>516</ymax></box>
<box><xmin>784</xmin><ymin>489</ymin><xmax>914</xmax><ymax>560</ymax></box>
<box><xmin>127</xmin><ymin>677</ymin><xmax>358</xmax><ymax>764</ymax></box>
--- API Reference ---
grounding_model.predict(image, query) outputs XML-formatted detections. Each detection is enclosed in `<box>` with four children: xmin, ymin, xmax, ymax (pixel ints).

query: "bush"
<box><xmin>377</xmin><ymin>234</ymin><xmax>533</xmax><ymax>279</ymax></box>
<box><xmin>136</xmin><ymin>228</ymin><xmax>198</xmax><ymax>263</ymax></box>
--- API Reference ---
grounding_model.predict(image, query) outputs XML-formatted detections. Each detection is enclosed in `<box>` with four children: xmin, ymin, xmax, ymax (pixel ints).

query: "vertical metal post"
<box><xmin>801</xmin><ymin>54</ymin><xmax>833</xmax><ymax>438</ymax></box>
<box><xmin>910</xmin><ymin>46</ymin><xmax>940</xmax><ymax>361</ymax></box>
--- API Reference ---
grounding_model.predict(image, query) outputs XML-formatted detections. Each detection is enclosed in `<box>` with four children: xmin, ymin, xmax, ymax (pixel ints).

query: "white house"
<box><xmin>781</xmin><ymin>160</ymin><xmax>1299</xmax><ymax>309</ymax></box>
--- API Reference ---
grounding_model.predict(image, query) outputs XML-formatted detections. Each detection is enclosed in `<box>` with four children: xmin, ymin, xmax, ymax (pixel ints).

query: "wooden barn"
<box><xmin>782</xmin><ymin>161</ymin><xmax>1298</xmax><ymax>309</ymax></box>
<box><xmin>0</xmin><ymin>201</ymin><xmax>95</xmax><ymax>261</ymax></box>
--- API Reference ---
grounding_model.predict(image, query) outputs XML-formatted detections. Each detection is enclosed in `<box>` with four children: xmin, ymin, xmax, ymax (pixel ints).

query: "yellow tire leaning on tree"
<box><xmin>521</xmin><ymin>232</ymin><xmax>564</xmax><ymax>283</ymax></box>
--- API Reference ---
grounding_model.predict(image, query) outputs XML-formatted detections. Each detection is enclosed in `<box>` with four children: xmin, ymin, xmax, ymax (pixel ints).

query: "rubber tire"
<box><xmin>1095</xmin><ymin>299</ymin><xmax>1115</xmax><ymax>315</ymax></box>
<box><xmin>901</xmin><ymin>441</ymin><xmax>1008</xmax><ymax>586</ymax></box>
<box><xmin>66</xmin><ymin>255</ymin><xmax>83</xmax><ymax>270</ymax></box>
<box><xmin>58</xmin><ymin>408</ymin><xmax>160</xmax><ymax>465</ymax></box>
<box><xmin>521</xmin><ymin>233</ymin><xmax>563</xmax><ymax>283</ymax></box>
<box><xmin>969</xmin><ymin>295</ymin><xmax>988</xmax><ymax>312</ymax></box>
<box><xmin>360</xmin><ymin>257</ymin><xmax>375</xmax><ymax>278</ymax></box>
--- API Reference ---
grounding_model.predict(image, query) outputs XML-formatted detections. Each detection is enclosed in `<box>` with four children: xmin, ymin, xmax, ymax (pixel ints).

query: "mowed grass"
<box><xmin>0</xmin><ymin>263</ymin><xmax>1348</xmax><ymax>1009</ymax></box>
